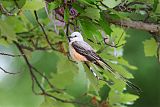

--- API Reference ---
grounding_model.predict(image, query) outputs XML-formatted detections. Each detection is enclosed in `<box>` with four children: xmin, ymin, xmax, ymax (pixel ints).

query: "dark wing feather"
<box><xmin>72</xmin><ymin>41</ymin><xmax>113</xmax><ymax>70</ymax></box>
<box><xmin>72</xmin><ymin>41</ymin><xmax>100</xmax><ymax>62</ymax></box>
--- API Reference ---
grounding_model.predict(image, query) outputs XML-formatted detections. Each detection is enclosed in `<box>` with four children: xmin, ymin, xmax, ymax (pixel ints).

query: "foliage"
<box><xmin>0</xmin><ymin>0</ymin><xmax>159</xmax><ymax>107</ymax></box>
<box><xmin>143</xmin><ymin>38</ymin><xmax>158</xmax><ymax>57</ymax></box>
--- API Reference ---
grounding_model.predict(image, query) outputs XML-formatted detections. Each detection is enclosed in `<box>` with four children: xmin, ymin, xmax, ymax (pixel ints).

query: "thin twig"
<box><xmin>99</xmin><ymin>1</ymin><xmax>109</xmax><ymax>8</ymax></box>
<box><xmin>113</xmin><ymin>1</ymin><xmax>152</xmax><ymax>12</ymax></box>
<box><xmin>66</xmin><ymin>23</ymin><xmax>70</xmax><ymax>42</ymax></box>
<box><xmin>0</xmin><ymin>3</ymin><xmax>21</xmax><ymax>16</ymax></box>
<box><xmin>0</xmin><ymin>52</ymin><xmax>24</xmax><ymax>57</ymax></box>
<box><xmin>0</xmin><ymin>66</ymin><xmax>20</xmax><ymax>74</ymax></box>
<box><xmin>104</xmin><ymin>43</ymin><xmax>124</xmax><ymax>48</ymax></box>
<box><xmin>0</xmin><ymin>3</ymin><xmax>14</xmax><ymax>16</ymax></box>
<box><xmin>104</xmin><ymin>32</ymin><xmax>125</xmax><ymax>48</ymax></box>
<box><xmin>115</xmin><ymin>32</ymin><xmax>124</xmax><ymax>46</ymax></box>
<box><xmin>34</xmin><ymin>11</ymin><xmax>58</xmax><ymax>51</ymax></box>
<box><xmin>19</xmin><ymin>44</ymin><xmax>52</xmax><ymax>51</ymax></box>
<box><xmin>126</xmin><ymin>1</ymin><xmax>152</xmax><ymax>10</ymax></box>
<box><xmin>13</xmin><ymin>0</ymin><xmax>20</xmax><ymax>9</ymax></box>
<box><xmin>16</xmin><ymin>26</ymin><xmax>38</xmax><ymax>35</ymax></box>
<box><xmin>31</xmin><ymin>66</ymin><xmax>63</xmax><ymax>93</ymax></box>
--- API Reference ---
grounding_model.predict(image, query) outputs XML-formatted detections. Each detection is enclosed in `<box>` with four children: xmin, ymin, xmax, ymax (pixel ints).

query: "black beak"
<box><xmin>67</xmin><ymin>36</ymin><xmax>74</xmax><ymax>39</ymax></box>
<box><xmin>67</xmin><ymin>36</ymin><xmax>71</xmax><ymax>39</ymax></box>
<box><xmin>67</xmin><ymin>36</ymin><xmax>72</xmax><ymax>42</ymax></box>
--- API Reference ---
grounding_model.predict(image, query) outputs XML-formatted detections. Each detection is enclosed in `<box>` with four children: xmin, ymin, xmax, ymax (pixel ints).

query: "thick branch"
<box><xmin>105</xmin><ymin>14</ymin><xmax>160</xmax><ymax>34</ymax></box>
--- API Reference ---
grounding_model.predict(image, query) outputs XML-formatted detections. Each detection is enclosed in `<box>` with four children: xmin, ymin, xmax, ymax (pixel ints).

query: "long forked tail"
<box><xmin>96</xmin><ymin>59</ymin><xmax>142</xmax><ymax>94</ymax></box>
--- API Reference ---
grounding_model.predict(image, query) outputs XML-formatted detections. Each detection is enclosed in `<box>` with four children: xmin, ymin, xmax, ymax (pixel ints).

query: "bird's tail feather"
<box><xmin>97</xmin><ymin>59</ymin><xmax>141</xmax><ymax>93</ymax></box>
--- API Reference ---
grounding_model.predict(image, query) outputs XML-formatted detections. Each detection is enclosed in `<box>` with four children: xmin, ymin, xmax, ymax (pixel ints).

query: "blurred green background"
<box><xmin>124</xmin><ymin>29</ymin><xmax>160</xmax><ymax>107</ymax></box>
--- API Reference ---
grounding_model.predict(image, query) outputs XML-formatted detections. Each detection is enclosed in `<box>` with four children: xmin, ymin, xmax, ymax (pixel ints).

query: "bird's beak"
<box><xmin>67</xmin><ymin>36</ymin><xmax>74</xmax><ymax>39</ymax></box>
<box><xmin>67</xmin><ymin>36</ymin><xmax>71</xmax><ymax>39</ymax></box>
<box><xmin>67</xmin><ymin>36</ymin><xmax>72</xmax><ymax>42</ymax></box>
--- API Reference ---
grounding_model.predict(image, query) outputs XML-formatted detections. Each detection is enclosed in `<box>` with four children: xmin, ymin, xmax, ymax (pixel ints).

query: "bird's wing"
<box><xmin>72</xmin><ymin>41</ymin><xmax>113</xmax><ymax>69</ymax></box>
<box><xmin>72</xmin><ymin>41</ymin><xmax>141</xmax><ymax>93</ymax></box>
<box><xmin>72</xmin><ymin>41</ymin><xmax>100</xmax><ymax>61</ymax></box>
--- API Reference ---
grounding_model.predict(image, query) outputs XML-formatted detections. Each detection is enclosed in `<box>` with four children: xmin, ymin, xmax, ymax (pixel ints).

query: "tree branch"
<box><xmin>14</xmin><ymin>41</ymin><xmax>60</xmax><ymax>93</ymax></box>
<box><xmin>0</xmin><ymin>52</ymin><xmax>24</xmax><ymax>57</ymax></box>
<box><xmin>0</xmin><ymin>3</ymin><xmax>14</xmax><ymax>16</ymax></box>
<box><xmin>0</xmin><ymin>3</ymin><xmax>21</xmax><ymax>16</ymax></box>
<box><xmin>13</xmin><ymin>41</ymin><xmax>89</xmax><ymax>106</ymax></box>
<box><xmin>105</xmin><ymin>14</ymin><xmax>160</xmax><ymax>34</ymax></box>
<box><xmin>34</xmin><ymin>10</ymin><xmax>59</xmax><ymax>51</ymax></box>
<box><xmin>0</xmin><ymin>66</ymin><xmax>20</xmax><ymax>74</ymax></box>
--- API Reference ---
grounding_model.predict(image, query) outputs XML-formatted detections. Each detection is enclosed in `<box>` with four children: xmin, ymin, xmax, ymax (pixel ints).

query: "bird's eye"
<box><xmin>74</xmin><ymin>35</ymin><xmax>77</xmax><ymax>37</ymax></box>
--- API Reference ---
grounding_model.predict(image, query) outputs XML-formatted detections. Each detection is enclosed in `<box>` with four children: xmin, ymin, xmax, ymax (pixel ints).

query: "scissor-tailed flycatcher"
<box><xmin>68</xmin><ymin>32</ymin><xmax>141</xmax><ymax>93</ymax></box>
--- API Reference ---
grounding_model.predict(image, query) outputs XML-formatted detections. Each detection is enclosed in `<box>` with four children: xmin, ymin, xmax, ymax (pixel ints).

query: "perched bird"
<box><xmin>68</xmin><ymin>32</ymin><xmax>141</xmax><ymax>93</ymax></box>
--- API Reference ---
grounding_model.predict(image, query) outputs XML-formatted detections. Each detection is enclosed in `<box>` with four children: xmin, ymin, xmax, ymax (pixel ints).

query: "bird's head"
<box><xmin>68</xmin><ymin>32</ymin><xmax>84</xmax><ymax>42</ymax></box>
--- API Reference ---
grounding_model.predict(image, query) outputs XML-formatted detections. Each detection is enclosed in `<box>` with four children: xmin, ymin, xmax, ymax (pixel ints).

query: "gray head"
<box><xmin>68</xmin><ymin>32</ymin><xmax>84</xmax><ymax>42</ymax></box>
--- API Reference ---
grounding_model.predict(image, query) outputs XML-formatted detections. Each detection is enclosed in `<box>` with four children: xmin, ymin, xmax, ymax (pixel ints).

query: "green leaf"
<box><xmin>79</xmin><ymin>19</ymin><xmax>102</xmax><ymax>42</ymax></box>
<box><xmin>64</xmin><ymin>7</ymin><xmax>69</xmax><ymax>23</ymax></box>
<box><xmin>111</xmin><ymin>64</ymin><xmax>134</xmax><ymax>79</ymax></box>
<box><xmin>99</xmin><ymin>85</ymin><xmax>110</xmax><ymax>101</ymax></box>
<box><xmin>66</xmin><ymin>63</ymin><xmax>89</xmax><ymax>97</ymax></box>
<box><xmin>102</xmin><ymin>68</ymin><xmax>126</xmax><ymax>92</ymax></box>
<box><xmin>31</xmin><ymin>51</ymin><xmax>59</xmax><ymax>75</ymax></box>
<box><xmin>72</xmin><ymin>3</ymin><xmax>85</xmax><ymax>14</ymax></box>
<box><xmin>0</xmin><ymin>19</ymin><xmax>17</xmax><ymax>42</ymax></box>
<box><xmin>86</xmin><ymin>0</ymin><xmax>97</xmax><ymax>3</ymax></box>
<box><xmin>81</xmin><ymin>7</ymin><xmax>100</xmax><ymax>20</ymax></box>
<box><xmin>102</xmin><ymin>0</ymin><xmax>121</xmax><ymax>8</ymax></box>
<box><xmin>23</xmin><ymin>0</ymin><xmax>45</xmax><ymax>10</ymax></box>
<box><xmin>15</xmin><ymin>0</ymin><xmax>26</xmax><ymax>8</ymax></box>
<box><xmin>143</xmin><ymin>38</ymin><xmax>158</xmax><ymax>56</ymax></box>
<box><xmin>24</xmin><ymin>10</ymin><xmax>38</xmax><ymax>26</ymax></box>
<box><xmin>83</xmin><ymin>63</ymin><xmax>99</xmax><ymax>94</ymax></box>
<box><xmin>2</xmin><ymin>0</ymin><xmax>26</xmax><ymax>9</ymax></box>
<box><xmin>48</xmin><ymin>0</ymin><xmax>62</xmax><ymax>10</ymax></box>
<box><xmin>109</xmin><ymin>91</ymin><xmax>139</xmax><ymax>106</ymax></box>
<box><xmin>50</xmin><ymin>53</ymin><xmax>78</xmax><ymax>89</ymax></box>
<box><xmin>37</xmin><ymin>8</ymin><xmax>48</xmax><ymax>19</ymax></box>
<box><xmin>40</xmin><ymin>97</ymin><xmax>74</xmax><ymax>107</ymax></box>
<box><xmin>119</xmin><ymin>93</ymin><xmax>139</xmax><ymax>104</ymax></box>
<box><xmin>108</xmin><ymin>72</ymin><xmax>139</xmax><ymax>106</ymax></box>
<box><xmin>99</xmin><ymin>12</ymin><xmax>112</xmax><ymax>35</ymax></box>
<box><xmin>111</xmin><ymin>25</ymin><xmax>127</xmax><ymax>45</ymax></box>
<box><xmin>78</xmin><ymin>0</ymin><xmax>96</xmax><ymax>6</ymax></box>
<box><xmin>117</xmin><ymin>57</ymin><xmax>137</xmax><ymax>70</ymax></box>
<box><xmin>1</xmin><ymin>1</ymin><xmax>15</xmax><ymax>8</ymax></box>
<box><xmin>5</xmin><ymin>17</ymin><xmax>27</xmax><ymax>33</ymax></box>
<box><xmin>153</xmin><ymin>0</ymin><xmax>160</xmax><ymax>13</ymax></box>
<box><xmin>0</xmin><ymin>39</ymin><xmax>9</xmax><ymax>46</ymax></box>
